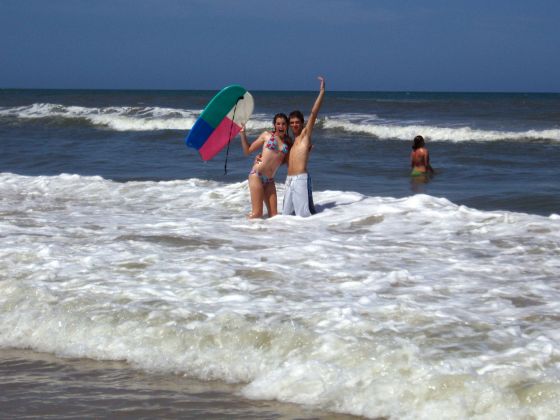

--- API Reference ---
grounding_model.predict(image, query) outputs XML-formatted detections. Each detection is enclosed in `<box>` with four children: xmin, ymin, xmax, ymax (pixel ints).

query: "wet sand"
<box><xmin>0</xmin><ymin>348</ymin><xmax>365</xmax><ymax>419</ymax></box>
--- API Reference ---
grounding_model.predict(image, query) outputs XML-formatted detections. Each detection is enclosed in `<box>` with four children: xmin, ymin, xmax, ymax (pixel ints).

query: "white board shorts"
<box><xmin>282</xmin><ymin>173</ymin><xmax>316</xmax><ymax>217</ymax></box>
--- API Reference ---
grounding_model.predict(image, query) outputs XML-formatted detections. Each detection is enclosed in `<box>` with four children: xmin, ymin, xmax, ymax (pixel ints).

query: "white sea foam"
<box><xmin>0</xmin><ymin>103</ymin><xmax>198</xmax><ymax>131</ymax></box>
<box><xmin>3</xmin><ymin>103</ymin><xmax>559</xmax><ymax>143</ymax></box>
<box><xmin>0</xmin><ymin>103</ymin><xmax>274</xmax><ymax>132</ymax></box>
<box><xmin>323</xmin><ymin>114</ymin><xmax>560</xmax><ymax>142</ymax></box>
<box><xmin>1</xmin><ymin>172</ymin><xmax>560</xmax><ymax>419</ymax></box>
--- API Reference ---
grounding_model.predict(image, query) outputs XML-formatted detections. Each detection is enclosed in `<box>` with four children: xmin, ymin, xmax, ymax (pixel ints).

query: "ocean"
<box><xmin>1</xmin><ymin>89</ymin><xmax>559</xmax><ymax>419</ymax></box>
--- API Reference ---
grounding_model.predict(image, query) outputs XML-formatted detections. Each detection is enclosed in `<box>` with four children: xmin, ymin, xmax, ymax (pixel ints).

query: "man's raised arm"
<box><xmin>304</xmin><ymin>76</ymin><xmax>326</xmax><ymax>137</ymax></box>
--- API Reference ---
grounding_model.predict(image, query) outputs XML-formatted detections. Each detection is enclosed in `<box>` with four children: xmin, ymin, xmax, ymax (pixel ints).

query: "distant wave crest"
<box><xmin>323</xmin><ymin>115</ymin><xmax>560</xmax><ymax>142</ymax></box>
<box><xmin>0</xmin><ymin>103</ymin><xmax>274</xmax><ymax>132</ymax></box>
<box><xmin>0</xmin><ymin>103</ymin><xmax>199</xmax><ymax>131</ymax></box>
<box><xmin>2</xmin><ymin>103</ymin><xmax>559</xmax><ymax>142</ymax></box>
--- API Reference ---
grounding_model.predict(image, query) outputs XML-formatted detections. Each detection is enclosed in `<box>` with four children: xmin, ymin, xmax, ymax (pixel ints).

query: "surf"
<box><xmin>1</xmin><ymin>172</ymin><xmax>559</xmax><ymax>418</ymax></box>
<box><xmin>3</xmin><ymin>103</ymin><xmax>560</xmax><ymax>143</ymax></box>
<box><xmin>323</xmin><ymin>114</ymin><xmax>560</xmax><ymax>142</ymax></box>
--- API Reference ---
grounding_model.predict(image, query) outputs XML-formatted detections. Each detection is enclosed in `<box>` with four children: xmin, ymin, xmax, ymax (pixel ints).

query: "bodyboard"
<box><xmin>186</xmin><ymin>85</ymin><xmax>254</xmax><ymax>161</ymax></box>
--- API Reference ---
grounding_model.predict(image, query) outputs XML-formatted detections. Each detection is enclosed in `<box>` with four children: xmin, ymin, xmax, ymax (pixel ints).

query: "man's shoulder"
<box><xmin>295</xmin><ymin>129</ymin><xmax>311</xmax><ymax>142</ymax></box>
<box><xmin>293</xmin><ymin>135</ymin><xmax>310</xmax><ymax>147</ymax></box>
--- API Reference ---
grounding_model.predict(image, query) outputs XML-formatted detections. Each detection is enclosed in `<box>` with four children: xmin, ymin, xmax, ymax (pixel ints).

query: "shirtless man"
<box><xmin>282</xmin><ymin>77</ymin><xmax>325</xmax><ymax>217</ymax></box>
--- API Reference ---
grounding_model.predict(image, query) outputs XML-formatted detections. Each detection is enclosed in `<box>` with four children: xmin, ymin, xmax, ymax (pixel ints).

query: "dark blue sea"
<box><xmin>1</xmin><ymin>89</ymin><xmax>560</xmax><ymax>419</ymax></box>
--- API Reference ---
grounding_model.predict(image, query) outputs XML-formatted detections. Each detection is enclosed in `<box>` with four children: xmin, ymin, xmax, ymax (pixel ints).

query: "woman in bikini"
<box><xmin>240</xmin><ymin>113</ymin><xmax>291</xmax><ymax>218</ymax></box>
<box><xmin>410</xmin><ymin>135</ymin><xmax>434</xmax><ymax>177</ymax></box>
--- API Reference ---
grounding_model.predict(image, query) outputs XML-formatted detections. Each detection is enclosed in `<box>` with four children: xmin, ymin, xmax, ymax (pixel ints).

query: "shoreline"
<box><xmin>0</xmin><ymin>348</ymin><xmax>363</xmax><ymax>419</ymax></box>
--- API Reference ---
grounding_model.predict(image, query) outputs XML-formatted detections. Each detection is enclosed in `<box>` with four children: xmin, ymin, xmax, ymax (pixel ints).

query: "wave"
<box><xmin>0</xmin><ymin>103</ymin><xmax>272</xmax><ymax>132</ymax></box>
<box><xmin>323</xmin><ymin>114</ymin><xmax>560</xmax><ymax>142</ymax></box>
<box><xmin>2</xmin><ymin>103</ymin><xmax>559</xmax><ymax>143</ymax></box>
<box><xmin>1</xmin><ymin>172</ymin><xmax>559</xmax><ymax>419</ymax></box>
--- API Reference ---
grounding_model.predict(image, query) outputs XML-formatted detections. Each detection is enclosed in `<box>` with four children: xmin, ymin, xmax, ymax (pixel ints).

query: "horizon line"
<box><xmin>1</xmin><ymin>87</ymin><xmax>559</xmax><ymax>95</ymax></box>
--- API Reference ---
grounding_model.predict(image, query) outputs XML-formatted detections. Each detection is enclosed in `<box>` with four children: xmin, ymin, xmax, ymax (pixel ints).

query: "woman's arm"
<box><xmin>239</xmin><ymin>127</ymin><xmax>251</xmax><ymax>155</ymax></box>
<box><xmin>426</xmin><ymin>150</ymin><xmax>434</xmax><ymax>173</ymax></box>
<box><xmin>240</xmin><ymin>128</ymin><xmax>266</xmax><ymax>156</ymax></box>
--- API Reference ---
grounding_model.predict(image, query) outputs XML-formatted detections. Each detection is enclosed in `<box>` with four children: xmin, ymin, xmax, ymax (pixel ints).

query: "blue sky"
<box><xmin>1</xmin><ymin>0</ymin><xmax>559</xmax><ymax>92</ymax></box>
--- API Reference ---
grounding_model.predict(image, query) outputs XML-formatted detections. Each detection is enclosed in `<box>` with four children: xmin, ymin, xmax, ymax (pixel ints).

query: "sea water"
<box><xmin>1</xmin><ymin>89</ymin><xmax>560</xmax><ymax>418</ymax></box>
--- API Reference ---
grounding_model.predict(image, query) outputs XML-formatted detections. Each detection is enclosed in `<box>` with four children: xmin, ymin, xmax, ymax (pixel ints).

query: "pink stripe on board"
<box><xmin>199</xmin><ymin>117</ymin><xmax>241</xmax><ymax>161</ymax></box>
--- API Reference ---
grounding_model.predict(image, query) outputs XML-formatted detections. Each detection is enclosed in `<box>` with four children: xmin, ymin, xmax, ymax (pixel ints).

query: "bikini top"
<box><xmin>265</xmin><ymin>133</ymin><xmax>289</xmax><ymax>155</ymax></box>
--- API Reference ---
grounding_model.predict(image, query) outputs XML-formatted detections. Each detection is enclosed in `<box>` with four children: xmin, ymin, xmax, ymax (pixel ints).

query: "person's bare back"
<box><xmin>411</xmin><ymin>147</ymin><xmax>429</xmax><ymax>171</ymax></box>
<box><xmin>410</xmin><ymin>135</ymin><xmax>434</xmax><ymax>175</ymax></box>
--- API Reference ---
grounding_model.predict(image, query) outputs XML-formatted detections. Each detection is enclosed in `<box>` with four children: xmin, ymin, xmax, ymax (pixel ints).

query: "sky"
<box><xmin>1</xmin><ymin>0</ymin><xmax>559</xmax><ymax>92</ymax></box>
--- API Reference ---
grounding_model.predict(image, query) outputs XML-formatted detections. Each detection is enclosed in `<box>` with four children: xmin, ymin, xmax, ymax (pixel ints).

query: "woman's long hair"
<box><xmin>272</xmin><ymin>113</ymin><xmax>288</xmax><ymax>128</ymax></box>
<box><xmin>412</xmin><ymin>135</ymin><xmax>425</xmax><ymax>150</ymax></box>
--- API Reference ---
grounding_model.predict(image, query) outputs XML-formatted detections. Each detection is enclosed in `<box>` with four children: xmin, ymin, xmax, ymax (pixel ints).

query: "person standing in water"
<box><xmin>410</xmin><ymin>135</ymin><xmax>434</xmax><ymax>177</ymax></box>
<box><xmin>240</xmin><ymin>113</ymin><xmax>291</xmax><ymax>218</ymax></box>
<box><xmin>282</xmin><ymin>76</ymin><xmax>326</xmax><ymax>217</ymax></box>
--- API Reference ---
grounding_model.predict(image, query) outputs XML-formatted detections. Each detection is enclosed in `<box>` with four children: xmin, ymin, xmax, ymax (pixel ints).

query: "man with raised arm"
<box><xmin>282</xmin><ymin>76</ymin><xmax>326</xmax><ymax>217</ymax></box>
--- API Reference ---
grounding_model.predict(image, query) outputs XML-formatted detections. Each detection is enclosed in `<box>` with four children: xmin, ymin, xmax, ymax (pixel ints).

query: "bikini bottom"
<box><xmin>249</xmin><ymin>168</ymin><xmax>275</xmax><ymax>185</ymax></box>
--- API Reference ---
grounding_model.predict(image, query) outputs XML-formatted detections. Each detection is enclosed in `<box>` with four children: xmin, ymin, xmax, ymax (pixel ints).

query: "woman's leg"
<box><xmin>263</xmin><ymin>181</ymin><xmax>278</xmax><ymax>217</ymax></box>
<box><xmin>248</xmin><ymin>174</ymin><xmax>264</xmax><ymax>218</ymax></box>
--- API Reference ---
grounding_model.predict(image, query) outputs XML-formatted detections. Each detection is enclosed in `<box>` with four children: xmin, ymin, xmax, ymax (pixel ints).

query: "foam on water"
<box><xmin>0</xmin><ymin>103</ymin><xmax>273</xmax><ymax>132</ymax></box>
<box><xmin>1</xmin><ymin>172</ymin><xmax>560</xmax><ymax>419</ymax></box>
<box><xmin>323</xmin><ymin>114</ymin><xmax>560</xmax><ymax>142</ymax></box>
<box><xmin>2</xmin><ymin>103</ymin><xmax>559</xmax><ymax>143</ymax></box>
